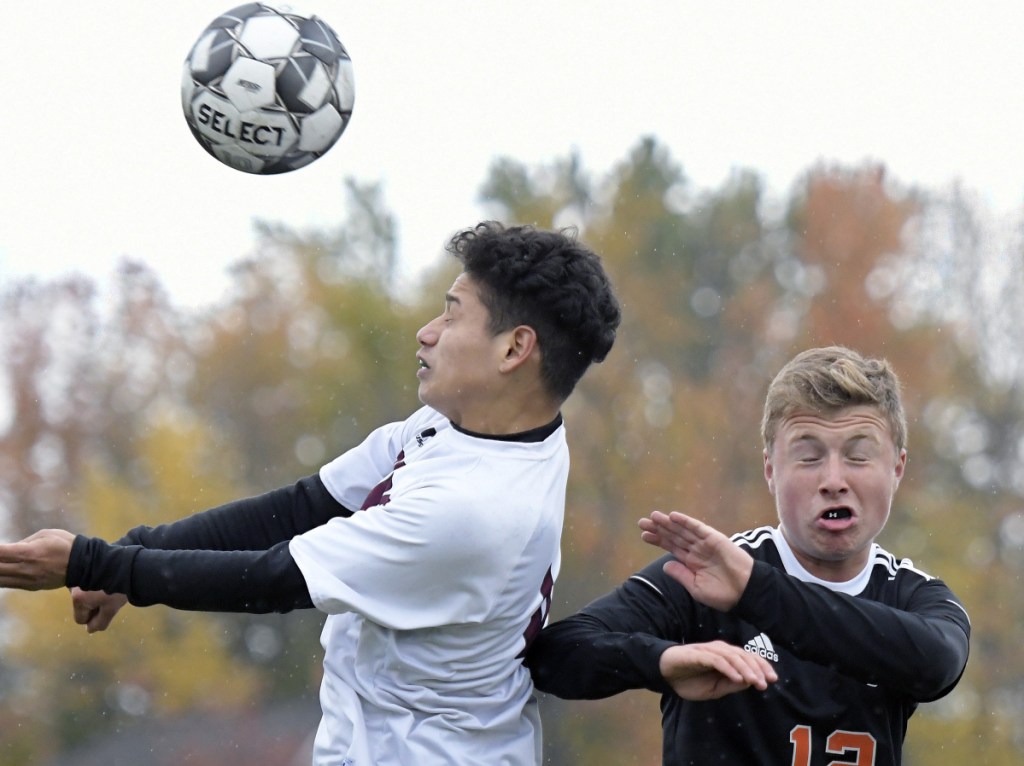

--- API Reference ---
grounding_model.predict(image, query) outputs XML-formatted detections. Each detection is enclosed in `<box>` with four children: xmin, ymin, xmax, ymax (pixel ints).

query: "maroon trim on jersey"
<box><xmin>361</xmin><ymin>450</ymin><xmax>405</xmax><ymax>510</ymax></box>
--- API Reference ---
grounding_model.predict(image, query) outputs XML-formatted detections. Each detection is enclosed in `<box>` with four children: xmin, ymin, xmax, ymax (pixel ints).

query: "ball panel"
<box><xmin>265</xmin><ymin>151</ymin><xmax>318</xmax><ymax>175</ymax></box>
<box><xmin>333</xmin><ymin>59</ymin><xmax>355</xmax><ymax>112</ymax></box>
<box><xmin>298</xmin><ymin>104</ymin><xmax>344</xmax><ymax>152</ymax></box>
<box><xmin>298</xmin><ymin>17</ymin><xmax>348</xmax><ymax>64</ymax></box>
<box><xmin>222</xmin><ymin>57</ymin><xmax>278</xmax><ymax>111</ymax></box>
<box><xmin>209</xmin><ymin>4</ymin><xmax>266</xmax><ymax>29</ymax></box>
<box><xmin>239</xmin><ymin>14</ymin><xmax>300</xmax><ymax>60</ymax></box>
<box><xmin>181</xmin><ymin>62</ymin><xmax>198</xmax><ymax>114</ymax></box>
<box><xmin>277</xmin><ymin>56</ymin><xmax>330</xmax><ymax>113</ymax></box>
<box><xmin>210</xmin><ymin>142</ymin><xmax>268</xmax><ymax>174</ymax></box>
<box><xmin>189</xmin><ymin>29</ymin><xmax>237</xmax><ymax>84</ymax></box>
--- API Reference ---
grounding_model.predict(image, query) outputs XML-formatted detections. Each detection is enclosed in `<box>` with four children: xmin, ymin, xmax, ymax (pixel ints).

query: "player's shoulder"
<box><xmin>865</xmin><ymin>544</ymin><xmax>967</xmax><ymax>612</ymax></box>
<box><xmin>402</xmin><ymin>405</ymin><xmax>450</xmax><ymax>434</ymax></box>
<box><xmin>385</xmin><ymin>406</ymin><xmax>450</xmax><ymax>451</ymax></box>
<box><xmin>867</xmin><ymin>544</ymin><xmax>937</xmax><ymax>583</ymax></box>
<box><xmin>730</xmin><ymin>525</ymin><xmax>780</xmax><ymax>561</ymax></box>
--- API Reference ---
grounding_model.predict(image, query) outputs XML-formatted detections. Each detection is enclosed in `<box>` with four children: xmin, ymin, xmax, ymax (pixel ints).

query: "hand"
<box><xmin>659</xmin><ymin>640</ymin><xmax>777</xmax><ymax>700</ymax></box>
<box><xmin>0</xmin><ymin>529</ymin><xmax>76</xmax><ymax>591</ymax></box>
<box><xmin>71</xmin><ymin>588</ymin><xmax>129</xmax><ymax>633</ymax></box>
<box><xmin>638</xmin><ymin>511</ymin><xmax>754</xmax><ymax>612</ymax></box>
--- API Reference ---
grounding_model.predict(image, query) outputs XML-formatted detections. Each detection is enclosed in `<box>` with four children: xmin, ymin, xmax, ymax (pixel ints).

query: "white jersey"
<box><xmin>289</xmin><ymin>406</ymin><xmax>567</xmax><ymax>766</ymax></box>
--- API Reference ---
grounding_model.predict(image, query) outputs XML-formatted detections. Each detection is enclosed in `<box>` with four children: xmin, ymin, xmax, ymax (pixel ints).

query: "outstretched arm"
<box><xmin>0</xmin><ymin>530</ymin><xmax>314</xmax><ymax>614</ymax></box>
<box><xmin>71</xmin><ymin>474</ymin><xmax>349</xmax><ymax>632</ymax></box>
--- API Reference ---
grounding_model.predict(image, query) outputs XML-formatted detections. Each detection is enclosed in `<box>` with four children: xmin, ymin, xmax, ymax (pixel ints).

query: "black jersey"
<box><xmin>527</xmin><ymin>526</ymin><xmax>970</xmax><ymax>766</ymax></box>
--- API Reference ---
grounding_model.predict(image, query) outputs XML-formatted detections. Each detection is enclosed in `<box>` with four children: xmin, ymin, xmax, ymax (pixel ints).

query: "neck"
<box><xmin>456</xmin><ymin>404</ymin><xmax>561</xmax><ymax>435</ymax></box>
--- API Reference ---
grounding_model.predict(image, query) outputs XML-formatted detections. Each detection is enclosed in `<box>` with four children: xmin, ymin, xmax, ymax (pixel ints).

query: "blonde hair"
<box><xmin>761</xmin><ymin>346</ymin><xmax>907</xmax><ymax>452</ymax></box>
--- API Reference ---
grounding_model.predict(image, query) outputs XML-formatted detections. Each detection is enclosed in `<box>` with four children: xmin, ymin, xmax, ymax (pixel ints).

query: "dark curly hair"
<box><xmin>446</xmin><ymin>221</ymin><xmax>621</xmax><ymax>401</ymax></box>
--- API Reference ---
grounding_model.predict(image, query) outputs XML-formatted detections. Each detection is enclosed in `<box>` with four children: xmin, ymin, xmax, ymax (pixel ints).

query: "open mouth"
<box><xmin>821</xmin><ymin>507</ymin><xmax>853</xmax><ymax>521</ymax></box>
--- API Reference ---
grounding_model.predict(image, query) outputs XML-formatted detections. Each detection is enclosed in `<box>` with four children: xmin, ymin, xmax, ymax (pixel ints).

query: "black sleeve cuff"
<box><xmin>67</xmin><ymin>535</ymin><xmax>140</xmax><ymax>595</ymax></box>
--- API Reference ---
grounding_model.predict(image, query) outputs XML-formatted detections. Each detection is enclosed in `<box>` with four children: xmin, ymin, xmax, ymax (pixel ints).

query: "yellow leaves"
<box><xmin>3</xmin><ymin>416</ymin><xmax>262</xmax><ymax>727</ymax></box>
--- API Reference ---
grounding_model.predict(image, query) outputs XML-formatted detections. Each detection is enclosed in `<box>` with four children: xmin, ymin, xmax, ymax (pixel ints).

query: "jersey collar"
<box><xmin>770</xmin><ymin>526</ymin><xmax>878</xmax><ymax>595</ymax></box>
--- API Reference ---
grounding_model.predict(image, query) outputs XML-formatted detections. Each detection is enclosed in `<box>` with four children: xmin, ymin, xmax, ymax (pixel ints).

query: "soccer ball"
<box><xmin>181</xmin><ymin>3</ymin><xmax>355</xmax><ymax>174</ymax></box>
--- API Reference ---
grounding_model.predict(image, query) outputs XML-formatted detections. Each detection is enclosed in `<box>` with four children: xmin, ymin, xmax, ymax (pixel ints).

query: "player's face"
<box><xmin>415</xmin><ymin>273</ymin><xmax>507</xmax><ymax>426</ymax></box>
<box><xmin>764</xmin><ymin>405</ymin><xmax>906</xmax><ymax>582</ymax></box>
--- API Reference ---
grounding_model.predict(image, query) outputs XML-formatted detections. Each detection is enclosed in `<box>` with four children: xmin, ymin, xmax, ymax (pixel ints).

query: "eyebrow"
<box><xmin>789</xmin><ymin>432</ymin><xmax>879</xmax><ymax>447</ymax></box>
<box><xmin>444</xmin><ymin>292</ymin><xmax>460</xmax><ymax>306</ymax></box>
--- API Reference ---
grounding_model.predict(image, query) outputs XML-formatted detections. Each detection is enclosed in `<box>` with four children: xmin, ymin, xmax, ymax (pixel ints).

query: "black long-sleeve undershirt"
<box><xmin>66</xmin><ymin>474</ymin><xmax>352</xmax><ymax>614</ymax></box>
<box><xmin>115</xmin><ymin>474</ymin><xmax>352</xmax><ymax>550</ymax></box>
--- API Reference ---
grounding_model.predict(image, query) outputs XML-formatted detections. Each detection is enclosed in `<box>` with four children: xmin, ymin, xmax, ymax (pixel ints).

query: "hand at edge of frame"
<box><xmin>0</xmin><ymin>528</ymin><xmax>75</xmax><ymax>591</ymax></box>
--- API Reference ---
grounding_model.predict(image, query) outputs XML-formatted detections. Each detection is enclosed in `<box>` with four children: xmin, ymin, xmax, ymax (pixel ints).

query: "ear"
<box><xmin>893</xmin><ymin>448</ymin><xmax>907</xmax><ymax>490</ymax></box>
<box><xmin>763</xmin><ymin>449</ymin><xmax>776</xmax><ymax>495</ymax></box>
<box><xmin>498</xmin><ymin>325</ymin><xmax>539</xmax><ymax>373</ymax></box>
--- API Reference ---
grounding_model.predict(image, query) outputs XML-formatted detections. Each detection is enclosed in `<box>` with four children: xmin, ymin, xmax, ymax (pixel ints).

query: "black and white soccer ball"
<box><xmin>181</xmin><ymin>3</ymin><xmax>354</xmax><ymax>174</ymax></box>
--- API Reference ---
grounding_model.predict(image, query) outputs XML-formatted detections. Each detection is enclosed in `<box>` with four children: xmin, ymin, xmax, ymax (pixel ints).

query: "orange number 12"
<box><xmin>790</xmin><ymin>725</ymin><xmax>877</xmax><ymax>766</ymax></box>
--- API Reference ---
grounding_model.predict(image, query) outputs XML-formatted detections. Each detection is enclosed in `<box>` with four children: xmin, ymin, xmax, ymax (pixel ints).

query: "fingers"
<box><xmin>72</xmin><ymin>593</ymin><xmax>97</xmax><ymax>626</ymax></box>
<box><xmin>662</xmin><ymin>559</ymin><xmax>694</xmax><ymax>589</ymax></box>
<box><xmin>86</xmin><ymin>603</ymin><xmax>121</xmax><ymax>634</ymax></box>
<box><xmin>662</xmin><ymin>640</ymin><xmax>778</xmax><ymax>695</ymax></box>
<box><xmin>704</xmin><ymin>642</ymin><xmax>777</xmax><ymax>690</ymax></box>
<box><xmin>638</xmin><ymin>510</ymin><xmax>706</xmax><ymax>556</ymax></box>
<box><xmin>71</xmin><ymin>588</ymin><xmax>127</xmax><ymax>633</ymax></box>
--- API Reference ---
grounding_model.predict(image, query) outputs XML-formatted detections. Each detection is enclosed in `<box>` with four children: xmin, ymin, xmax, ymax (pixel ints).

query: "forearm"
<box><xmin>735</xmin><ymin>561</ymin><xmax>970</xmax><ymax>699</ymax></box>
<box><xmin>67</xmin><ymin>535</ymin><xmax>314</xmax><ymax>613</ymax></box>
<box><xmin>527</xmin><ymin>612</ymin><xmax>675</xmax><ymax>699</ymax></box>
<box><xmin>117</xmin><ymin>474</ymin><xmax>351</xmax><ymax>551</ymax></box>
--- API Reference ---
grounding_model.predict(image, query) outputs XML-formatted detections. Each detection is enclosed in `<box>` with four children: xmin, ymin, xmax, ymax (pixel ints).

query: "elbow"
<box><xmin>523</xmin><ymin>642</ymin><xmax>559</xmax><ymax>694</ymax></box>
<box><xmin>908</xmin><ymin>631</ymin><xmax>970</xmax><ymax>701</ymax></box>
<box><xmin>524</xmin><ymin>637</ymin><xmax>586</xmax><ymax>699</ymax></box>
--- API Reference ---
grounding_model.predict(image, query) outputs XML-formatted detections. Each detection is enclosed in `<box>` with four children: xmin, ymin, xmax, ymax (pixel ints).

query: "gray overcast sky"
<box><xmin>1</xmin><ymin>1</ymin><xmax>1022</xmax><ymax>308</ymax></box>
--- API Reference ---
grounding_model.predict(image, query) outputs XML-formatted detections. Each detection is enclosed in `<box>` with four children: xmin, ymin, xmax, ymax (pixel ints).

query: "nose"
<box><xmin>416</xmin><ymin>316</ymin><xmax>441</xmax><ymax>346</ymax></box>
<box><xmin>819</xmin><ymin>454</ymin><xmax>849</xmax><ymax>496</ymax></box>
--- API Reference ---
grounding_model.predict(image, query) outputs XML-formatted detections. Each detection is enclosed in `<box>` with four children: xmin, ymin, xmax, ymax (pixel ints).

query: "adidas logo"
<box><xmin>743</xmin><ymin>632</ymin><xmax>779</xmax><ymax>663</ymax></box>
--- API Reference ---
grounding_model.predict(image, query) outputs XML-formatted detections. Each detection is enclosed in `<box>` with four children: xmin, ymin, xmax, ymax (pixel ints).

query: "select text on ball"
<box><xmin>195</xmin><ymin>103</ymin><xmax>286</xmax><ymax>147</ymax></box>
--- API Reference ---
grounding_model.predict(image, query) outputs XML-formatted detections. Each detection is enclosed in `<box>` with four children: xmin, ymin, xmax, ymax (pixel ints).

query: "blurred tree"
<box><xmin>0</xmin><ymin>277</ymin><xmax>101</xmax><ymax>536</ymax></box>
<box><xmin>3</xmin><ymin>417</ymin><xmax>264</xmax><ymax>762</ymax></box>
<box><xmin>188</xmin><ymin>180</ymin><xmax>418</xmax><ymax>492</ymax></box>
